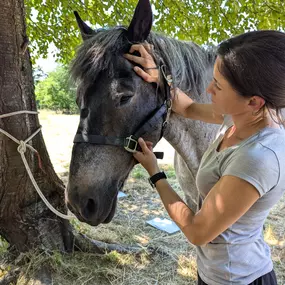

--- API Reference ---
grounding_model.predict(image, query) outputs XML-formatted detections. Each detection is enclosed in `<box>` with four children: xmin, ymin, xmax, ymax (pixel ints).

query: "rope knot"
<box><xmin>17</xmin><ymin>140</ymin><xmax>27</xmax><ymax>153</ymax></box>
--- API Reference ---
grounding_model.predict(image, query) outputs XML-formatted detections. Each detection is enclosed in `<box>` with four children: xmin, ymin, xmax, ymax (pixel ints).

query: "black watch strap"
<box><xmin>148</xmin><ymin>171</ymin><xmax>167</xmax><ymax>188</ymax></box>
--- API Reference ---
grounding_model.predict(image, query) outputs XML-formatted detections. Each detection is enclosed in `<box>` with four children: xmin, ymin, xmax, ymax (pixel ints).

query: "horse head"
<box><xmin>66</xmin><ymin>0</ymin><xmax>169</xmax><ymax>225</ymax></box>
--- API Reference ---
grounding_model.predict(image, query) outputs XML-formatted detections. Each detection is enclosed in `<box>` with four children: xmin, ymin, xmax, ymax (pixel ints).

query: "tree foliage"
<box><xmin>25</xmin><ymin>0</ymin><xmax>285</xmax><ymax>64</ymax></box>
<box><xmin>35</xmin><ymin>65</ymin><xmax>78</xmax><ymax>112</ymax></box>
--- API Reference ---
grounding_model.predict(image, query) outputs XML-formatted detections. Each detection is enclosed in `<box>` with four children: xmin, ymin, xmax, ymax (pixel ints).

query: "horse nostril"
<box><xmin>86</xmin><ymin>199</ymin><xmax>95</xmax><ymax>214</ymax></box>
<box><xmin>81</xmin><ymin>198</ymin><xmax>96</xmax><ymax>220</ymax></box>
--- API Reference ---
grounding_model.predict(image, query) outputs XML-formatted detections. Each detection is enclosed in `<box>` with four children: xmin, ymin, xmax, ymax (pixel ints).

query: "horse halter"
<box><xmin>73</xmin><ymin>65</ymin><xmax>172</xmax><ymax>158</ymax></box>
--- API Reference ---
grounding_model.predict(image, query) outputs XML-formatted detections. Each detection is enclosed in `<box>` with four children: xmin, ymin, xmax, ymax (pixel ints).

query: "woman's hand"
<box><xmin>124</xmin><ymin>44</ymin><xmax>160</xmax><ymax>84</ymax></box>
<box><xmin>133</xmin><ymin>138</ymin><xmax>160</xmax><ymax>176</ymax></box>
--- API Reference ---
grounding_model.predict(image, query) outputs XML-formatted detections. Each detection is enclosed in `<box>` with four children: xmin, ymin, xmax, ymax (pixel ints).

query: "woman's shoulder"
<box><xmin>255</xmin><ymin>127</ymin><xmax>285</xmax><ymax>154</ymax></box>
<box><xmin>221</xmin><ymin>128</ymin><xmax>284</xmax><ymax>196</ymax></box>
<box><xmin>228</xmin><ymin>127</ymin><xmax>285</xmax><ymax>172</ymax></box>
<box><xmin>222</xmin><ymin>127</ymin><xmax>284</xmax><ymax>165</ymax></box>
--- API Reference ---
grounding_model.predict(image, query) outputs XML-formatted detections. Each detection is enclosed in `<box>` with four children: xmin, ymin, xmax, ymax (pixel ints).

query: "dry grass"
<box><xmin>0</xmin><ymin>110</ymin><xmax>284</xmax><ymax>285</ymax></box>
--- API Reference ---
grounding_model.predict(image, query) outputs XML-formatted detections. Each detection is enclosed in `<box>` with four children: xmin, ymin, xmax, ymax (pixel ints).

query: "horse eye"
<box><xmin>120</xmin><ymin>96</ymin><xmax>133</xmax><ymax>106</ymax></box>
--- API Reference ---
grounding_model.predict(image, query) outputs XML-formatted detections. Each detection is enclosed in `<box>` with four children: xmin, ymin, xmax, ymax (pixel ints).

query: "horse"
<box><xmin>66</xmin><ymin>0</ymin><xmax>219</xmax><ymax>226</ymax></box>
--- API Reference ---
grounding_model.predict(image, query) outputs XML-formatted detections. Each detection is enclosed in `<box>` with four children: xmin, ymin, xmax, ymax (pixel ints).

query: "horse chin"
<box><xmin>102</xmin><ymin>198</ymin><xmax>117</xmax><ymax>224</ymax></box>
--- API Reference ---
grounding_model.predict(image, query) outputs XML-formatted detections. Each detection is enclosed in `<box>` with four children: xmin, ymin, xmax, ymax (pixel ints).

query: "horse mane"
<box><xmin>71</xmin><ymin>27</ymin><xmax>216</xmax><ymax>101</ymax></box>
<box><xmin>148</xmin><ymin>33</ymin><xmax>216</xmax><ymax>97</ymax></box>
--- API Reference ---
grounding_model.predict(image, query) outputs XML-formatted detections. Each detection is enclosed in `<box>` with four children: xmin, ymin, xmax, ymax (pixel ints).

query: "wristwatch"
<box><xmin>148</xmin><ymin>171</ymin><xmax>167</xmax><ymax>188</ymax></box>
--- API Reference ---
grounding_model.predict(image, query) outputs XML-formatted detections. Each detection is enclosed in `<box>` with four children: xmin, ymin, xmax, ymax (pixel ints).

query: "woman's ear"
<box><xmin>249</xmin><ymin>96</ymin><xmax>266</xmax><ymax>112</ymax></box>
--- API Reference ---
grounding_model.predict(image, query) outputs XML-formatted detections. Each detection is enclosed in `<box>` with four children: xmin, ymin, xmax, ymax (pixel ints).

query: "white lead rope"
<box><xmin>0</xmin><ymin>111</ymin><xmax>74</xmax><ymax>220</ymax></box>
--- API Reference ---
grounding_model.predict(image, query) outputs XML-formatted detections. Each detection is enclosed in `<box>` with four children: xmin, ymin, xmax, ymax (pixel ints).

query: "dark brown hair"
<box><xmin>217</xmin><ymin>30</ymin><xmax>285</xmax><ymax>124</ymax></box>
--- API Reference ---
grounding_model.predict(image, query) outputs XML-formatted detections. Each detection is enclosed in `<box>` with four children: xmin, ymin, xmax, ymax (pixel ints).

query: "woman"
<box><xmin>124</xmin><ymin>30</ymin><xmax>285</xmax><ymax>285</ymax></box>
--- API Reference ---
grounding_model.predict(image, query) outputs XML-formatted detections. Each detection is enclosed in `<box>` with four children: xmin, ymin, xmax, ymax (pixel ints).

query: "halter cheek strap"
<box><xmin>73</xmin><ymin>101</ymin><xmax>168</xmax><ymax>159</ymax></box>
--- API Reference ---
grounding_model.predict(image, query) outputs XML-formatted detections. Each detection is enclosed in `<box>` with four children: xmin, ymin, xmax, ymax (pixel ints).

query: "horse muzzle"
<box><xmin>66</xmin><ymin>183</ymin><xmax>118</xmax><ymax>226</ymax></box>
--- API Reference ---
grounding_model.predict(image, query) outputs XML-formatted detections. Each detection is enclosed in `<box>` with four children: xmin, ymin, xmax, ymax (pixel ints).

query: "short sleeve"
<box><xmin>222</xmin><ymin>144</ymin><xmax>280</xmax><ymax>197</ymax></box>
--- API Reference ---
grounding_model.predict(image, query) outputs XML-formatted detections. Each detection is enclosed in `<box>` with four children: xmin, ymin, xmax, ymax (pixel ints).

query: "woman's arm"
<box><xmin>155</xmin><ymin>174</ymin><xmax>259</xmax><ymax>246</ymax></box>
<box><xmin>134</xmin><ymin>138</ymin><xmax>260</xmax><ymax>246</ymax></box>
<box><xmin>171</xmin><ymin>88</ymin><xmax>223</xmax><ymax>124</ymax></box>
<box><xmin>124</xmin><ymin>44</ymin><xmax>223</xmax><ymax>125</ymax></box>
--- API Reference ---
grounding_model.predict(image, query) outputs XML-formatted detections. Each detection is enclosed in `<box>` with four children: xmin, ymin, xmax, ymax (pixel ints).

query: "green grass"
<box><xmin>130</xmin><ymin>165</ymin><xmax>148</xmax><ymax>179</ymax></box>
<box><xmin>129</xmin><ymin>164</ymin><xmax>176</xmax><ymax>180</ymax></box>
<box><xmin>0</xmin><ymin>237</ymin><xmax>9</xmax><ymax>255</ymax></box>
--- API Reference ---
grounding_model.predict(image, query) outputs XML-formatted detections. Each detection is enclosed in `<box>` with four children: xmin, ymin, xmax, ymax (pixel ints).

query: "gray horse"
<box><xmin>66</xmin><ymin>0</ymin><xmax>219</xmax><ymax>226</ymax></box>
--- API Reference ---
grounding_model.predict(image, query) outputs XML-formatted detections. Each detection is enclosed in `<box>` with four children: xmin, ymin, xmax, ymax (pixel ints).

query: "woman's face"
<box><xmin>206</xmin><ymin>56</ymin><xmax>250</xmax><ymax>116</ymax></box>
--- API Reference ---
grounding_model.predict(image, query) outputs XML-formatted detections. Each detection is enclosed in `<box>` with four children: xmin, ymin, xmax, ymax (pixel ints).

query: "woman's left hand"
<box><xmin>133</xmin><ymin>138</ymin><xmax>160</xmax><ymax>176</ymax></box>
<box><xmin>124</xmin><ymin>44</ymin><xmax>160</xmax><ymax>84</ymax></box>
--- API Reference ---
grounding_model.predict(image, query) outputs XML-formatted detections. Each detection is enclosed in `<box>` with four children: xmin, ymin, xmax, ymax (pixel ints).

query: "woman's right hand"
<box><xmin>124</xmin><ymin>44</ymin><xmax>160</xmax><ymax>84</ymax></box>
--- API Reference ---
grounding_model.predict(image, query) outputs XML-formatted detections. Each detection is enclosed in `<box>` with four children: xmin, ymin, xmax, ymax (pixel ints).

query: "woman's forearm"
<box><xmin>171</xmin><ymin>88</ymin><xmax>223</xmax><ymax>124</ymax></box>
<box><xmin>154</xmin><ymin>178</ymin><xmax>199</xmax><ymax>244</ymax></box>
<box><xmin>186</xmin><ymin>103</ymin><xmax>223</xmax><ymax>124</ymax></box>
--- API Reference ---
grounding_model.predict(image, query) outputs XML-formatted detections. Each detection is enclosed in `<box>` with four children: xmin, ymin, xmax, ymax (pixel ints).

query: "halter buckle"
<box><xmin>124</xmin><ymin>135</ymin><xmax>138</xmax><ymax>153</ymax></box>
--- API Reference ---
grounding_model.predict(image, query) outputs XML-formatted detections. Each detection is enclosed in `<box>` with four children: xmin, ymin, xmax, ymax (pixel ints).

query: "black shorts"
<box><xmin>197</xmin><ymin>270</ymin><xmax>278</xmax><ymax>285</ymax></box>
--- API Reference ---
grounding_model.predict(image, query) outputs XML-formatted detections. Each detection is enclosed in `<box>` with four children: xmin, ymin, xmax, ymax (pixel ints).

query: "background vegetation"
<box><xmin>35</xmin><ymin>66</ymin><xmax>78</xmax><ymax>113</ymax></box>
<box><xmin>31</xmin><ymin>0</ymin><xmax>285</xmax><ymax>113</ymax></box>
<box><xmin>26</xmin><ymin>0</ymin><xmax>285</xmax><ymax>65</ymax></box>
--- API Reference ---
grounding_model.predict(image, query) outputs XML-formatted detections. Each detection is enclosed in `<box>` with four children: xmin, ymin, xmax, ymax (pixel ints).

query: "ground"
<box><xmin>0</xmin><ymin>110</ymin><xmax>284</xmax><ymax>285</ymax></box>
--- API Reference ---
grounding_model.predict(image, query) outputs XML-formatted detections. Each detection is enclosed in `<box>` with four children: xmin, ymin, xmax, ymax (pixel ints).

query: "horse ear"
<box><xmin>127</xmin><ymin>0</ymin><xmax>153</xmax><ymax>43</ymax></box>
<box><xmin>74</xmin><ymin>11</ymin><xmax>95</xmax><ymax>41</ymax></box>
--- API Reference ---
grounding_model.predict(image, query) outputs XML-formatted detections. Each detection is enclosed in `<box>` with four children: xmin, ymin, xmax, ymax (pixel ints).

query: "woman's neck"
<box><xmin>231</xmin><ymin>109</ymin><xmax>279</xmax><ymax>140</ymax></box>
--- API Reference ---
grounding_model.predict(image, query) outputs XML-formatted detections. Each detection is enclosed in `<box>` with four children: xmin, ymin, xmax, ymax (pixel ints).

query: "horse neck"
<box><xmin>162</xmin><ymin>60</ymin><xmax>218</xmax><ymax>171</ymax></box>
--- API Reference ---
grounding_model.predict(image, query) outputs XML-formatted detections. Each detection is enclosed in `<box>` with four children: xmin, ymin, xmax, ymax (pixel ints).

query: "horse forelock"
<box><xmin>70</xmin><ymin>28</ymin><xmax>130</xmax><ymax>98</ymax></box>
<box><xmin>70</xmin><ymin>27</ymin><xmax>216</xmax><ymax>104</ymax></box>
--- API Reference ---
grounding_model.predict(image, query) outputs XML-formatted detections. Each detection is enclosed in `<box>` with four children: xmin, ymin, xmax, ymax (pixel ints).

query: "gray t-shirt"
<box><xmin>196</xmin><ymin>116</ymin><xmax>285</xmax><ymax>285</ymax></box>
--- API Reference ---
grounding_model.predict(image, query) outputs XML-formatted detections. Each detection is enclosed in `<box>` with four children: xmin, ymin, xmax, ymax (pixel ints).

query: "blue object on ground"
<box><xmin>146</xmin><ymin>217</ymin><xmax>180</xmax><ymax>234</ymax></box>
<box><xmin>117</xmin><ymin>191</ymin><xmax>127</xmax><ymax>199</ymax></box>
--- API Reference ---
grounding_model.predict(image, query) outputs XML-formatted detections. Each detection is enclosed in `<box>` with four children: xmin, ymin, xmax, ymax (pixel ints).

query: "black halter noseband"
<box><xmin>73</xmin><ymin>65</ymin><xmax>172</xmax><ymax>159</ymax></box>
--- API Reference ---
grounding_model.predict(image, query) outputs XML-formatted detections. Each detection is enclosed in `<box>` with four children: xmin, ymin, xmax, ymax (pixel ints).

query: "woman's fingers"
<box><xmin>123</xmin><ymin>53</ymin><xmax>148</xmax><ymax>66</ymax></box>
<box><xmin>133</xmin><ymin>138</ymin><xmax>159</xmax><ymax>175</ymax></box>
<box><xmin>129</xmin><ymin>44</ymin><xmax>152</xmax><ymax>59</ymax></box>
<box><xmin>138</xmin><ymin>138</ymin><xmax>150</xmax><ymax>153</ymax></box>
<box><xmin>124</xmin><ymin>44</ymin><xmax>159</xmax><ymax>84</ymax></box>
<box><xmin>145</xmin><ymin>141</ymin><xmax>153</xmax><ymax>151</ymax></box>
<box><xmin>142</xmin><ymin>43</ymin><xmax>154</xmax><ymax>54</ymax></box>
<box><xmin>133</xmin><ymin>139</ymin><xmax>151</xmax><ymax>162</ymax></box>
<box><xmin>124</xmin><ymin>53</ymin><xmax>157</xmax><ymax>71</ymax></box>
<box><xmin>133</xmin><ymin>66</ymin><xmax>154</xmax><ymax>83</ymax></box>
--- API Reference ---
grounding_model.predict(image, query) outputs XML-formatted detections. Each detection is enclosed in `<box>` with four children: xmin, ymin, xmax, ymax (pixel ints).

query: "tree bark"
<box><xmin>0</xmin><ymin>0</ymin><xmax>74</xmax><ymax>253</ymax></box>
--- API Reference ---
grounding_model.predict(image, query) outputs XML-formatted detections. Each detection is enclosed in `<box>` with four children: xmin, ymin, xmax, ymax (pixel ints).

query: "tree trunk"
<box><xmin>0</xmin><ymin>0</ymin><xmax>74</xmax><ymax>253</ymax></box>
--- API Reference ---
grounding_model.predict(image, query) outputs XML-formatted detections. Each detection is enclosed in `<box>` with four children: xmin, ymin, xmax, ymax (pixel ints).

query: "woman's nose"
<box><xmin>206</xmin><ymin>80</ymin><xmax>214</xmax><ymax>95</ymax></box>
<box><xmin>206</xmin><ymin>84</ymin><xmax>212</xmax><ymax>95</ymax></box>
